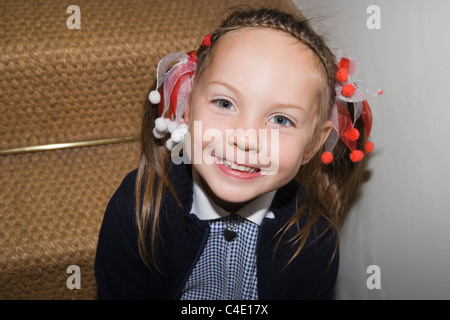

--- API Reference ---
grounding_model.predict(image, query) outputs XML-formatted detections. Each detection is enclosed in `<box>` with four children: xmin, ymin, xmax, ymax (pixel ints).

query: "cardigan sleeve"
<box><xmin>94</xmin><ymin>170</ymin><xmax>156</xmax><ymax>299</ymax></box>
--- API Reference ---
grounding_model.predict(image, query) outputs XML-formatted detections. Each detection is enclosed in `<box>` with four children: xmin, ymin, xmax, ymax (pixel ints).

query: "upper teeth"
<box><xmin>218</xmin><ymin>158</ymin><xmax>258</xmax><ymax>173</ymax></box>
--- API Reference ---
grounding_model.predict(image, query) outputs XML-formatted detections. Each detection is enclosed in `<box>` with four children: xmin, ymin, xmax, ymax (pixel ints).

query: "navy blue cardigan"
<box><xmin>94</xmin><ymin>163</ymin><xmax>339</xmax><ymax>300</ymax></box>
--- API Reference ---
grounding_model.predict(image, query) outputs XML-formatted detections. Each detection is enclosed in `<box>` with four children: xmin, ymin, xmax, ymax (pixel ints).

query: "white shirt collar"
<box><xmin>190</xmin><ymin>167</ymin><xmax>276</xmax><ymax>226</ymax></box>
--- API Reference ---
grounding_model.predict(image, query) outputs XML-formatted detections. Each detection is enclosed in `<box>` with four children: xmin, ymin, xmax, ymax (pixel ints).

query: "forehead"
<box><xmin>212</xmin><ymin>27</ymin><xmax>322</xmax><ymax>75</ymax></box>
<box><xmin>202</xmin><ymin>28</ymin><xmax>324</xmax><ymax>110</ymax></box>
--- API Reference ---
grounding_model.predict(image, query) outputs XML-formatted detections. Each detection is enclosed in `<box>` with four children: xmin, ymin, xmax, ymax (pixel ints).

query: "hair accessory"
<box><xmin>322</xmin><ymin>51</ymin><xmax>383</xmax><ymax>164</ymax></box>
<box><xmin>202</xmin><ymin>34</ymin><xmax>212</xmax><ymax>47</ymax></box>
<box><xmin>148</xmin><ymin>50</ymin><xmax>197</xmax><ymax>150</ymax></box>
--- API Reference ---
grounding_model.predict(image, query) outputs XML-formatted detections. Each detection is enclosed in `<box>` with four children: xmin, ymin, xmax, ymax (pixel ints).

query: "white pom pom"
<box><xmin>167</xmin><ymin>120</ymin><xmax>178</xmax><ymax>134</ymax></box>
<box><xmin>166</xmin><ymin>138</ymin><xmax>176</xmax><ymax>150</ymax></box>
<box><xmin>148</xmin><ymin>90</ymin><xmax>161</xmax><ymax>104</ymax></box>
<box><xmin>154</xmin><ymin>117</ymin><xmax>169</xmax><ymax>132</ymax></box>
<box><xmin>171</xmin><ymin>128</ymin><xmax>187</xmax><ymax>143</ymax></box>
<box><xmin>178</xmin><ymin>123</ymin><xmax>189</xmax><ymax>132</ymax></box>
<box><xmin>152</xmin><ymin>128</ymin><xmax>165</xmax><ymax>139</ymax></box>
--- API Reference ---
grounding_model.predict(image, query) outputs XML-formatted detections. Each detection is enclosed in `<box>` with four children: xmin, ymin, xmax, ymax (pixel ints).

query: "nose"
<box><xmin>227</xmin><ymin>128</ymin><xmax>260</xmax><ymax>153</ymax></box>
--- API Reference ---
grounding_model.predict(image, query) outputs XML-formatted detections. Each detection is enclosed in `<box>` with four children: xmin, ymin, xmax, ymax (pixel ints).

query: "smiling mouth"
<box><xmin>214</xmin><ymin>156</ymin><xmax>261</xmax><ymax>174</ymax></box>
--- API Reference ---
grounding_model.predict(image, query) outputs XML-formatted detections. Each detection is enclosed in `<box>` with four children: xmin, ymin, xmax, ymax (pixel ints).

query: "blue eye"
<box><xmin>270</xmin><ymin>115</ymin><xmax>293</xmax><ymax>127</ymax></box>
<box><xmin>214</xmin><ymin>99</ymin><xmax>235</xmax><ymax>110</ymax></box>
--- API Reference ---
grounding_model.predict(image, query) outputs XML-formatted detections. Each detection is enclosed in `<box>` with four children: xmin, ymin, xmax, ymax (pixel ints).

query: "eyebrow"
<box><xmin>207</xmin><ymin>81</ymin><xmax>242</xmax><ymax>96</ymax></box>
<box><xmin>274</xmin><ymin>103</ymin><xmax>307</xmax><ymax>115</ymax></box>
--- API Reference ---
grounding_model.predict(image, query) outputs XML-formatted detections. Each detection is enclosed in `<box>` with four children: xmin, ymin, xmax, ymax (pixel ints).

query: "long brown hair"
<box><xmin>136</xmin><ymin>7</ymin><xmax>370</xmax><ymax>272</ymax></box>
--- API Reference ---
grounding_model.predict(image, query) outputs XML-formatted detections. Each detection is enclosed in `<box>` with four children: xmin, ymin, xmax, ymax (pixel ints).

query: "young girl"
<box><xmin>95</xmin><ymin>7</ymin><xmax>380</xmax><ymax>300</ymax></box>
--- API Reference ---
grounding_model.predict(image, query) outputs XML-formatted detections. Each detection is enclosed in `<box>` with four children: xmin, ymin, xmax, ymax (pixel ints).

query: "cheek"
<box><xmin>279</xmin><ymin>140</ymin><xmax>304</xmax><ymax>171</ymax></box>
<box><xmin>185</xmin><ymin>117</ymin><xmax>226</xmax><ymax>164</ymax></box>
<box><xmin>270</xmin><ymin>133</ymin><xmax>311</xmax><ymax>175</ymax></box>
<box><xmin>188</xmin><ymin>101</ymin><xmax>231</xmax><ymax>149</ymax></box>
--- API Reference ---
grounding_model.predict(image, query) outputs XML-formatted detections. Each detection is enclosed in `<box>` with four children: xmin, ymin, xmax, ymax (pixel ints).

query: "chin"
<box><xmin>209</xmin><ymin>182</ymin><xmax>261</xmax><ymax>204</ymax></box>
<box><xmin>193</xmin><ymin>162</ymin><xmax>292</xmax><ymax>206</ymax></box>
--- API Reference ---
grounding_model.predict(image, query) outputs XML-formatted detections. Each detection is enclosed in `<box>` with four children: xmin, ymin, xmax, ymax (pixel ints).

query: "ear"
<box><xmin>302</xmin><ymin>120</ymin><xmax>333</xmax><ymax>164</ymax></box>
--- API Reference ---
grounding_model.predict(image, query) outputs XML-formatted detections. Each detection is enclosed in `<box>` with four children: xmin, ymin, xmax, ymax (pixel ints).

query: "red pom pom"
<box><xmin>350</xmin><ymin>150</ymin><xmax>364</xmax><ymax>162</ymax></box>
<box><xmin>321</xmin><ymin>151</ymin><xmax>334</xmax><ymax>164</ymax></box>
<box><xmin>336</xmin><ymin>68</ymin><xmax>348</xmax><ymax>82</ymax></box>
<box><xmin>365</xmin><ymin>141</ymin><xmax>374</xmax><ymax>154</ymax></box>
<box><xmin>337</xmin><ymin>57</ymin><xmax>350</xmax><ymax>70</ymax></box>
<box><xmin>345</xmin><ymin>128</ymin><xmax>360</xmax><ymax>141</ymax></box>
<box><xmin>341</xmin><ymin>83</ymin><xmax>356</xmax><ymax>97</ymax></box>
<box><xmin>202</xmin><ymin>34</ymin><xmax>212</xmax><ymax>47</ymax></box>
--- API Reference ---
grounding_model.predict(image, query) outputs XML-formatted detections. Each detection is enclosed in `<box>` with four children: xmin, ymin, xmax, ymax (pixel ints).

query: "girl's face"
<box><xmin>184</xmin><ymin>28</ymin><xmax>332</xmax><ymax>210</ymax></box>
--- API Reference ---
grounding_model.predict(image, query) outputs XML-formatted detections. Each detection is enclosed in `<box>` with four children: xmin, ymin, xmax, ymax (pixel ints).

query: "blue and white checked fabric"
<box><xmin>180</xmin><ymin>214</ymin><xmax>260</xmax><ymax>300</ymax></box>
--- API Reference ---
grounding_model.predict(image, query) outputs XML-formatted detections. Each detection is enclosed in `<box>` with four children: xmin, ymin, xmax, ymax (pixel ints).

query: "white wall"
<box><xmin>293</xmin><ymin>0</ymin><xmax>450</xmax><ymax>299</ymax></box>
